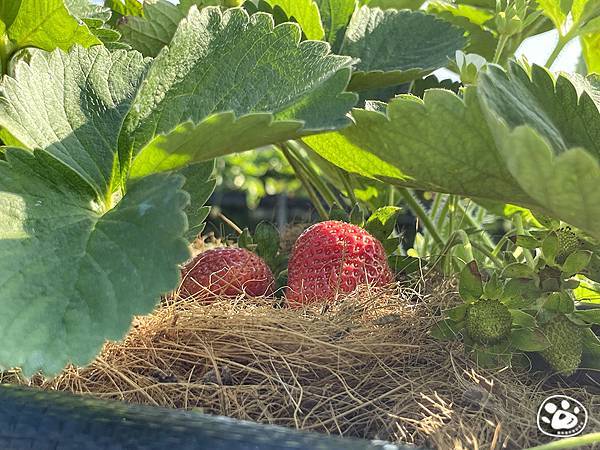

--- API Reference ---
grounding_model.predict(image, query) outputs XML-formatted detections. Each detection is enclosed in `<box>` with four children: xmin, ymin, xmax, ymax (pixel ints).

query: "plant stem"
<box><xmin>338</xmin><ymin>169</ymin><xmax>358</xmax><ymax>206</ymax></box>
<box><xmin>545</xmin><ymin>29</ymin><xmax>576</xmax><ymax>68</ymax></box>
<box><xmin>455</xmin><ymin>201</ymin><xmax>495</xmax><ymax>251</ymax></box>
<box><xmin>471</xmin><ymin>241</ymin><xmax>504</xmax><ymax>268</ymax></box>
<box><xmin>514</xmin><ymin>213</ymin><xmax>535</xmax><ymax>267</ymax></box>
<box><xmin>398</xmin><ymin>188</ymin><xmax>445</xmax><ymax>247</ymax></box>
<box><xmin>280</xmin><ymin>144</ymin><xmax>328</xmax><ymax>220</ymax></box>
<box><xmin>388</xmin><ymin>185</ymin><xmax>395</xmax><ymax>205</ymax></box>
<box><xmin>524</xmin><ymin>433</ymin><xmax>600</xmax><ymax>450</ymax></box>
<box><xmin>447</xmin><ymin>195</ymin><xmax>457</xmax><ymax>236</ymax></box>
<box><xmin>545</xmin><ymin>39</ymin><xmax>566</xmax><ymax>68</ymax></box>
<box><xmin>430</xmin><ymin>193</ymin><xmax>442</xmax><ymax>220</ymax></box>
<box><xmin>492</xmin><ymin>231</ymin><xmax>513</xmax><ymax>257</ymax></box>
<box><xmin>492</xmin><ymin>35</ymin><xmax>510</xmax><ymax>65</ymax></box>
<box><xmin>217</xmin><ymin>212</ymin><xmax>243</xmax><ymax>235</ymax></box>
<box><xmin>286</xmin><ymin>141</ymin><xmax>340</xmax><ymax>207</ymax></box>
<box><xmin>435</xmin><ymin>195</ymin><xmax>451</xmax><ymax>228</ymax></box>
<box><xmin>0</xmin><ymin>34</ymin><xmax>12</xmax><ymax>76</ymax></box>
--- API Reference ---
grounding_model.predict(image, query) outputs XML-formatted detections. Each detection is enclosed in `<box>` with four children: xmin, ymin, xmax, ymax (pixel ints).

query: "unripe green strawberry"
<box><xmin>556</xmin><ymin>227</ymin><xmax>582</xmax><ymax>263</ymax></box>
<box><xmin>286</xmin><ymin>221</ymin><xmax>393</xmax><ymax>306</ymax></box>
<box><xmin>539</xmin><ymin>315</ymin><xmax>583</xmax><ymax>376</ymax></box>
<box><xmin>180</xmin><ymin>248</ymin><xmax>274</xmax><ymax>300</ymax></box>
<box><xmin>465</xmin><ymin>299</ymin><xmax>512</xmax><ymax>344</ymax></box>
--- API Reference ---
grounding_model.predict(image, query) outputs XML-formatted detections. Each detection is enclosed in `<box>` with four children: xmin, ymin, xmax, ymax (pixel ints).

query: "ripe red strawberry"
<box><xmin>286</xmin><ymin>221</ymin><xmax>394</xmax><ymax>306</ymax></box>
<box><xmin>180</xmin><ymin>248</ymin><xmax>275</xmax><ymax>300</ymax></box>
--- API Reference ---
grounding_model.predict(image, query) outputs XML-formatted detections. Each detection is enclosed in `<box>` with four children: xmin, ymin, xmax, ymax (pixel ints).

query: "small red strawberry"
<box><xmin>180</xmin><ymin>248</ymin><xmax>275</xmax><ymax>300</ymax></box>
<box><xmin>286</xmin><ymin>221</ymin><xmax>394</xmax><ymax>306</ymax></box>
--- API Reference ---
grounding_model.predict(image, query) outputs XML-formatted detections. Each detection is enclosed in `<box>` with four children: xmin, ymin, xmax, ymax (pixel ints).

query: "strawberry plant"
<box><xmin>0</xmin><ymin>0</ymin><xmax>466</xmax><ymax>375</ymax></box>
<box><xmin>0</xmin><ymin>0</ymin><xmax>599</xmax><ymax>382</ymax></box>
<box><xmin>432</xmin><ymin>222</ymin><xmax>600</xmax><ymax>376</ymax></box>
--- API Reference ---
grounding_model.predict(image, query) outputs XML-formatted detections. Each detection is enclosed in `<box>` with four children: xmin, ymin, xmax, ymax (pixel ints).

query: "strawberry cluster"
<box><xmin>180</xmin><ymin>221</ymin><xmax>394</xmax><ymax>305</ymax></box>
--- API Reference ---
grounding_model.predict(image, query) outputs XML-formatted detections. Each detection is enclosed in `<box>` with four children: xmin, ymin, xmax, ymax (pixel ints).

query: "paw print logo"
<box><xmin>537</xmin><ymin>395</ymin><xmax>588</xmax><ymax>438</ymax></box>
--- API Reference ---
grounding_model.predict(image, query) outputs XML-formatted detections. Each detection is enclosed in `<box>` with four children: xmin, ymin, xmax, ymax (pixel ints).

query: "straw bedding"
<box><xmin>6</xmin><ymin>275</ymin><xmax>599</xmax><ymax>449</ymax></box>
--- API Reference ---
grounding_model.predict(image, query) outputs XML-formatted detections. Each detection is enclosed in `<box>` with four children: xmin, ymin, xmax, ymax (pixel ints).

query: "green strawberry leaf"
<box><xmin>105</xmin><ymin>0</ymin><xmax>144</xmax><ymax>17</ymax></box>
<box><xmin>304</xmin><ymin>88</ymin><xmax>531</xmax><ymax>205</ymax></box>
<box><xmin>501</xmin><ymin>262</ymin><xmax>534</xmax><ymax>279</ymax></box>
<box><xmin>447</xmin><ymin>304</ymin><xmax>468</xmax><ymax>321</ymax></box>
<box><xmin>364</xmin><ymin>206</ymin><xmax>401</xmax><ymax>243</ymax></box>
<box><xmin>315</xmin><ymin>0</ymin><xmax>356</xmax><ymax>52</ymax></box>
<box><xmin>341</xmin><ymin>7</ymin><xmax>466</xmax><ymax>91</ymax></box>
<box><xmin>542</xmin><ymin>232</ymin><xmax>560</xmax><ymax>264</ymax></box>
<box><xmin>430</xmin><ymin>318</ymin><xmax>464</xmax><ymax>340</ymax></box>
<box><xmin>427</xmin><ymin>2</ymin><xmax>496</xmax><ymax>60</ymax></box>
<box><xmin>238</xmin><ymin>228</ymin><xmax>254</xmax><ymax>250</ymax></box>
<box><xmin>582</xmin><ymin>35</ymin><xmax>600</xmax><ymax>73</ymax></box>
<box><xmin>388</xmin><ymin>255</ymin><xmax>420</xmax><ymax>274</ymax></box>
<box><xmin>5</xmin><ymin>0</ymin><xmax>100</xmax><ymax>52</ymax></box>
<box><xmin>573</xmin><ymin>308</ymin><xmax>600</xmax><ymax>325</ymax></box>
<box><xmin>510</xmin><ymin>328</ymin><xmax>551</xmax><ymax>351</ymax></box>
<box><xmin>360</xmin><ymin>0</ymin><xmax>426</xmax><ymax>10</ymax></box>
<box><xmin>254</xmin><ymin>221</ymin><xmax>280</xmax><ymax>263</ymax></box>
<box><xmin>493</xmin><ymin>125</ymin><xmax>600</xmax><ymax>241</ymax></box>
<box><xmin>0</xmin><ymin>44</ymin><xmax>217</xmax><ymax>374</ymax></box>
<box><xmin>459</xmin><ymin>261</ymin><xmax>483</xmax><ymax>302</ymax></box>
<box><xmin>510</xmin><ymin>310</ymin><xmax>537</xmax><ymax>328</ymax></box>
<box><xmin>515</xmin><ymin>235</ymin><xmax>540</xmax><ymax>250</ymax></box>
<box><xmin>544</xmin><ymin>292</ymin><xmax>575</xmax><ymax>314</ymax></box>
<box><xmin>177</xmin><ymin>160</ymin><xmax>216</xmax><ymax>242</ymax></box>
<box><xmin>562</xmin><ymin>250</ymin><xmax>593</xmax><ymax>275</ymax></box>
<box><xmin>0</xmin><ymin>46</ymin><xmax>149</xmax><ymax>200</ymax></box>
<box><xmin>65</xmin><ymin>0</ymin><xmax>112</xmax><ymax>24</ymax></box>
<box><xmin>478</xmin><ymin>64</ymin><xmax>600</xmax><ymax>160</ymax></box>
<box><xmin>305</xmin><ymin>63</ymin><xmax>600</xmax><ymax>241</ymax></box>
<box><xmin>0</xmin><ymin>148</ymin><xmax>190</xmax><ymax>375</ymax></box>
<box><xmin>264</xmin><ymin>0</ymin><xmax>325</xmax><ymax>40</ymax></box>
<box><xmin>483</xmin><ymin>271</ymin><xmax>503</xmax><ymax>299</ymax></box>
<box><xmin>124</xmin><ymin>7</ymin><xmax>357</xmax><ymax>178</ymax></box>
<box><xmin>574</xmin><ymin>277</ymin><xmax>600</xmax><ymax>303</ymax></box>
<box><xmin>478</xmin><ymin>66</ymin><xmax>600</xmax><ymax>239</ymax></box>
<box><xmin>537</xmin><ymin>0</ymin><xmax>567</xmax><ymax>29</ymax></box>
<box><xmin>117</xmin><ymin>0</ymin><xmax>187</xmax><ymax>57</ymax></box>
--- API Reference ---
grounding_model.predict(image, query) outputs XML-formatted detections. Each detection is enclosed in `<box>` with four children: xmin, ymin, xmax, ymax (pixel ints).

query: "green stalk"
<box><xmin>492</xmin><ymin>231</ymin><xmax>513</xmax><ymax>257</ymax></box>
<box><xmin>421</xmin><ymin>193</ymin><xmax>444</xmax><ymax>252</ymax></box>
<box><xmin>431</xmin><ymin>231</ymin><xmax>461</xmax><ymax>275</ymax></box>
<box><xmin>388</xmin><ymin>185</ymin><xmax>395</xmax><ymax>205</ymax></box>
<box><xmin>471</xmin><ymin>241</ymin><xmax>504</xmax><ymax>268</ymax></box>
<box><xmin>435</xmin><ymin>195</ymin><xmax>451</xmax><ymax>228</ymax></box>
<box><xmin>447</xmin><ymin>195</ymin><xmax>457</xmax><ymax>236</ymax></box>
<box><xmin>285</xmin><ymin>141</ymin><xmax>340</xmax><ymax>207</ymax></box>
<box><xmin>455</xmin><ymin>201</ymin><xmax>495</xmax><ymax>251</ymax></box>
<box><xmin>514</xmin><ymin>212</ymin><xmax>535</xmax><ymax>267</ymax></box>
<box><xmin>492</xmin><ymin>34</ymin><xmax>510</xmax><ymax>64</ymax></box>
<box><xmin>398</xmin><ymin>188</ymin><xmax>445</xmax><ymax>247</ymax></box>
<box><xmin>423</xmin><ymin>193</ymin><xmax>449</xmax><ymax>254</ymax></box>
<box><xmin>0</xmin><ymin>34</ymin><xmax>12</xmax><ymax>76</ymax></box>
<box><xmin>524</xmin><ymin>433</ymin><xmax>600</xmax><ymax>450</ymax></box>
<box><xmin>338</xmin><ymin>168</ymin><xmax>358</xmax><ymax>206</ymax></box>
<box><xmin>475</xmin><ymin>205</ymin><xmax>486</xmax><ymax>224</ymax></box>
<box><xmin>545</xmin><ymin>29</ymin><xmax>576</xmax><ymax>68</ymax></box>
<box><xmin>430</xmin><ymin>193</ymin><xmax>443</xmax><ymax>221</ymax></box>
<box><xmin>280</xmin><ymin>144</ymin><xmax>328</xmax><ymax>220</ymax></box>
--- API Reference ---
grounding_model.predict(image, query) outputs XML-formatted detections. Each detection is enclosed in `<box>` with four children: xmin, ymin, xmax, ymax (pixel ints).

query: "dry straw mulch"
<box><xmin>6</xmin><ymin>276</ymin><xmax>600</xmax><ymax>450</ymax></box>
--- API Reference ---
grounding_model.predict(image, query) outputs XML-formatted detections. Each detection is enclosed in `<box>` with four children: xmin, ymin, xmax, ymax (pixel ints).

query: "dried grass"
<box><xmin>7</xmin><ymin>275</ymin><xmax>600</xmax><ymax>449</ymax></box>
